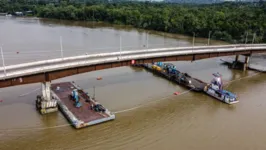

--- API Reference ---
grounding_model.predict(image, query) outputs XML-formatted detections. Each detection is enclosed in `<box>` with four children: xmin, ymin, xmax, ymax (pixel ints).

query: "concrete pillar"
<box><xmin>42</xmin><ymin>81</ymin><xmax>51</xmax><ymax>101</ymax></box>
<box><xmin>42</xmin><ymin>83</ymin><xmax>46</xmax><ymax>100</ymax></box>
<box><xmin>37</xmin><ymin>81</ymin><xmax>57</xmax><ymax>114</ymax></box>
<box><xmin>243</xmin><ymin>56</ymin><xmax>250</xmax><ymax>71</ymax></box>
<box><xmin>235</xmin><ymin>55</ymin><xmax>239</xmax><ymax>62</ymax></box>
<box><xmin>245</xmin><ymin>56</ymin><xmax>250</xmax><ymax>64</ymax></box>
<box><xmin>232</xmin><ymin>55</ymin><xmax>240</xmax><ymax>69</ymax></box>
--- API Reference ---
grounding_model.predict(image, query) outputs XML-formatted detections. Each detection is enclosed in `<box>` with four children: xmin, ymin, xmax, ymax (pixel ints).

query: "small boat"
<box><xmin>204</xmin><ymin>73</ymin><xmax>238</xmax><ymax>104</ymax></box>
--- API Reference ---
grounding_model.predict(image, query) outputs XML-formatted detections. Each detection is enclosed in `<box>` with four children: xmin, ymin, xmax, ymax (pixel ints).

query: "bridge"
<box><xmin>0</xmin><ymin>44</ymin><xmax>266</xmax><ymax>89</ymax></box>
<box><xmin>1</xmin><ymin>43</ymin><xmax>266</xmax><ymax>113</ymax></box>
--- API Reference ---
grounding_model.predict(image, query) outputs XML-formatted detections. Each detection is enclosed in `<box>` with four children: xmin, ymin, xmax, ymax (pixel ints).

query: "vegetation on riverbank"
<box><xmin>1</xmin><ymin>0</ymin><xmax>266</xmax><ymax>43</ymax></box>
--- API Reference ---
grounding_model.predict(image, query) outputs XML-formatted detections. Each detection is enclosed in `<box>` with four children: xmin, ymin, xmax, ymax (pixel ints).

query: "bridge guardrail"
<box><xmin>1</xmin><ymin>46</ymin><xmax>266</xmax><ymax>80</ymax></box>
<box><xmin>1</xmin><ymin>44</ymin><xmax>266</xmax><ymax>72</ymax></box>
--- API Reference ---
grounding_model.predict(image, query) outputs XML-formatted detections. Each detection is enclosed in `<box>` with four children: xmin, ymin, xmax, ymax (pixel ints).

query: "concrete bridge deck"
<box><xmin>0</xmin><ymin>44</ymin><xmax>266</xmax><ymax>88</ymax></box>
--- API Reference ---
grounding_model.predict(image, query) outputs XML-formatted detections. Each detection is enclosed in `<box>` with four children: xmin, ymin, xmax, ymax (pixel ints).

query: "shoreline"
<box><xmin>1</xmin><ymin>16</ymin><xmax>229</xmax><ymax>46</ymax></box>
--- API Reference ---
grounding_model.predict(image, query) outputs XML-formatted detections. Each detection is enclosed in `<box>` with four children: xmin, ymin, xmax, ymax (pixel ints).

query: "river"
<box><xmin>0</xmin><ymin>16</ymin><xmax>266</xmax><ymax>150</ymax></box>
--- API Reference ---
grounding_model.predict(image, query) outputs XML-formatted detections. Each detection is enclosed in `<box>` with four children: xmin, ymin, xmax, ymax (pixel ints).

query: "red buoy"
<box><xmin>131</xmin><ymin>60</ymin><xmax>135</xmax><ymax>65</ymax></box>
<box><xmin>174</xmin><ymin>92</ymin><xmax>180</xmax><ymax>95</ymax></box>
<box><xmin>0</xmin><ymin>100</ymin><xmax>3</xmax><ymax>102</ymax></box>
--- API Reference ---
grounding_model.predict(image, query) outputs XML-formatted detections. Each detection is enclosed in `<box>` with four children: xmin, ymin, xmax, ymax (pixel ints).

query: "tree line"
<box><xmin>1</xmin><ymin>0</ymin><xmax>266</xmax><ymax>43</ymax></box>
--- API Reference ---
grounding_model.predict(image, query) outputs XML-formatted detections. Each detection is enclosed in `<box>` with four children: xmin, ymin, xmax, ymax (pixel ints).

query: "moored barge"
<box><xmin>141</xmin><ymin>63</ymin><xmax>207</xmax><ymax>92</ymax></box>
<box><xmin>51</xmin><ymin>82</ymin><xmax>115</xmax><ymax>129</ymax></box>
<box><xmin>135</xmin><ymin>62</ymin><xmax>238</xmax><ymax>104</ymax></box>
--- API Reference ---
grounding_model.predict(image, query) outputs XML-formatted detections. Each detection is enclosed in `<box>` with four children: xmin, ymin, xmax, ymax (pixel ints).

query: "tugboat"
<box><xmin>204</xmin><ymin>73</ymin><xmax>238</xmax><ymax>104</ymax></box>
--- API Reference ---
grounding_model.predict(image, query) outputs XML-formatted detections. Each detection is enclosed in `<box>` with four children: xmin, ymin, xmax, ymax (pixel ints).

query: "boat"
<box><xmin>203</xmin><ymin>73</ymin><xmax>238</xmax><ymax>104</ymax></box>
<box><xmin>135</xmin><ymin>63</ymin><xmax>238</xmax><ymax>104</ymax></box>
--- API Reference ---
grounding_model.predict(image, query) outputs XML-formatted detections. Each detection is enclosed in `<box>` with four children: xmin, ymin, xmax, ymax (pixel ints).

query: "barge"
<box><xmin>50</xmin><ymin>82</ymin><xmax>115</xmax><ymax>129</ymax></box>
<box><xmin>141</xmin><ymin>63</ymin><xmax>207</xmax><ymax>92</ymax></box>
<box><xmin>135</xmin><ymin>62</ymin><xmax>238</xmax><ymax>104</ymax></box>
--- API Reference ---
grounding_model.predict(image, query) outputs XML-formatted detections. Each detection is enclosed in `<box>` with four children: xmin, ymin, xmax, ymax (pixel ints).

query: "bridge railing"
<box><xmin>1</xmin><ymin>45</ymin><xmax>266</xmax><ymax>80</ymax></box>
<box><xmin>1</xmin><ymin>44</ymin><xmax>266</xmax><ymax>72</ymax></box>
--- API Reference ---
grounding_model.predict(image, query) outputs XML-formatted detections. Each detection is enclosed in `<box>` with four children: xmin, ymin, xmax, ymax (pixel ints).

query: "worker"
<box><xmin>56</xmin><ymin>86</ymin><xmax>60</xmax><ymax>91</ymax></box>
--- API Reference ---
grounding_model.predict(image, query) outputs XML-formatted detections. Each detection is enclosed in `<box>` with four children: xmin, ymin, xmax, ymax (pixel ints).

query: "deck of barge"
<box><xmin>51</xmin><ymin>82</ymin><xmax>115</xmax><ymax>129</ymax></box>
<box><xmin>135</xmin><ymin>63</ymin><xmax>238</xmax><ymax>104</ymax></box>
<box><xmin>142</xmin><ymin>64</ymin><xmax>207</xmax><ymax>91</ymax></box>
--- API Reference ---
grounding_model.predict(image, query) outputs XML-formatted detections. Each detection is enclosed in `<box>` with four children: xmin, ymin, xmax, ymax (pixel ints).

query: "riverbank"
<box><xmin>1</xmin><ymin>15</ymin><xmax>266</xmax><ymax>150</ymax></box>
<box><xmin>1</xmin><ymin>1</ymin><xmax>265</xmax><ymax>44</ymax></box>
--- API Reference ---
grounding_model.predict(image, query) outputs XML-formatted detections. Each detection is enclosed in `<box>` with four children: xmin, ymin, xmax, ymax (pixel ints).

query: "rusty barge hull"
<box><xmin>51</xmin><ymin>82</ymin><xmax>115</xmax><ymax>129</ymax></box>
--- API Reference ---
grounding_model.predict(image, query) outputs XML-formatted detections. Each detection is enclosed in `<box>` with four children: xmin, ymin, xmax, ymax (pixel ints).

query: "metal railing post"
<box><xmin>208</xmin><ymin>31</ymin><xmax>211</xmax><ymax>46</ymax></box>
<box><xmin>119</xmin><ymin>34</ymin><xmax>122</xmax><ymax>59</ymax></box>
<box><xmin>146</xmin><ymin>32</ymin><xmax>149</xmax><ymax>48</ymax></box>
<box><xmin>245</xmin><ymin>31</ymin><xmax>248</xmax><ymax>44</ymax></box>
<box><xmin>0</xmin><ymin>46</ymin><xmax>6</xmax><ymax>77</ymax></box>
<box><xmin>60</xmin><ymin>36</ymin><xmax>64</xmax><ymax>59</ymax></box>
<box><xmin>192</xmin><ymin>32</ymin><xmax>195</xmax><ymax>47</ymax></box>
<box><xmin>252</xmin><ymin>33</ymin><xmax>256</xmax><ymax>44</ymax></box>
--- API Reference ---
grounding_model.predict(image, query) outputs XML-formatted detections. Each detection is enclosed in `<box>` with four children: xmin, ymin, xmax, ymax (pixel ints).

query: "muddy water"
<box><xmin>0</xmin><ymin>17</ymin><xmax>266</xmax><ymax>150</ymax></box>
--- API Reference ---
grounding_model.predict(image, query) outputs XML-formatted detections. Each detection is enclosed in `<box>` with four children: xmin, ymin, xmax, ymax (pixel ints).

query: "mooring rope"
<box><xmin>19</xmin><ymin>87</ymin><xmax>41</xmax><ymax>97</ymax></box>
<box><xmin>113</xmin><ymin>89</ymin><xmax>192</xmax><ymax>114</ymax></box>
<box><xmin>223</xmin><ymin>72</ymin><xmax>260</xmax><ymax>88</ymax></box>
<box><xmin>0</xmin><ymin>72</ymin><xmax>261</xmax><ymax>132</ymax></box>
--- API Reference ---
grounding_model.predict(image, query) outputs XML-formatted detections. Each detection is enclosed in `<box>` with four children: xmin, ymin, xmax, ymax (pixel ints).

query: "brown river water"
<box><xmin>0</xmin><ymin>17</ymin><xmax>266</xmax><ymax>150</ymax></box>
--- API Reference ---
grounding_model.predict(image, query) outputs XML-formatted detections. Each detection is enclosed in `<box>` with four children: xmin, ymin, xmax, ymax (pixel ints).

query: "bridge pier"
<box><xmin>231</xmin><ymin>55</ymin><xmax>250</xmax><ymax>71</ymax></box>
<box><xmin>36</xmin><ymin>81</ymin><xmax>58</xmax><ymax>114</ymax></box>
<box><xmin>235</xmin><ymin>55</ymin><xmax>239</xmax><ymax>62</ymax></box>
<box><xmin>243</xmin><ymin>55</ymin><xmax>250</xmax><ymax>71</ymax></box>
<box><xmin>232</xmin><ymin>55</ymin><xmax>240</xmax><ymax>69</ymax></box>
<box><xmin>42</xmin><ymin>82</ymin><xmax>51</xmax><ymax>101</ymax></box>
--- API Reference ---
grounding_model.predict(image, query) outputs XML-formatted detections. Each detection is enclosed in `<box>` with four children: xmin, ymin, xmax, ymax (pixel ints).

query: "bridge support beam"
<box><xmin>232</xmin><ymin>55</ymin><xmax>240</xmax><ymax>69</ymax></box>
<box><xmin>235</xmin><ymin>55</ymin><xmax>239</xmax><ymax>62</ymax></box>
<box><xmin>243</xmin><ymin>56</ymin><xmax>250</xmax><ymax>71</ymax></box>
<box><xmin>36</xmin><ymin>81</ymin><xmax>58</xmax><ymax>114</ymax></box>
<box><xmin>42</xmin><ymin>82</ymin><xmax>51</xmax><ymax>101</ymax></box>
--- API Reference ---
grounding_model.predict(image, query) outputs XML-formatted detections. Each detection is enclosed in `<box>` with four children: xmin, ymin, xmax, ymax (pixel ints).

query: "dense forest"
<box><xmin>1</xmin><ymin>0</ymin><xmax>266</xmax><ymax>43</ymax></box>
